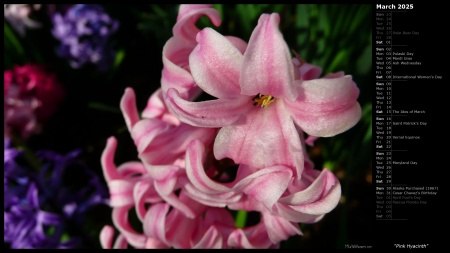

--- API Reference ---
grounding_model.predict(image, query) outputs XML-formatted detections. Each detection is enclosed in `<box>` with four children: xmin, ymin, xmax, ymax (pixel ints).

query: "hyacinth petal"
<box><xmin>227</xmin><ymin>194</ymin><xmax>268</xmax><ymax>212</ymax></box>
<box><xmin>203</xmin><ymin>208</ymin><xmax>236</xmax><ymax>228</ymax></box>
<box><xmin>272</xmin><ymin>204</ymin><xmax>325</xmax><ymax>223</ymax></box>
<box><xmin>225</xmin><ymin>36</ymin><xmax>247</xmax><ymax>55</ymax></box>
<box><xmin>285</xmin><ymin>76</ymin><xmax>361</xmax><ymax>137</ymax></box>
<box><xmin>240</xmin><ymin>14</ymin><xmax>297</xmax><ymax>100</ymax></box>
<box><xmin>143</xmin><ymin>203</ymin><xmax>170</xmax><ymax>246</ymax></box>
<box><xmin>166</xmin><ymin>88</ymin><xmax>249</xmax><ymax>127</ymax></box>
<box><xmin>134</xmin><ymin>181</ymin><xmax>162</xmax><ymax>221</ymax></box>
<box><xmin>141</xmin><ymin>88</ymin><xmax>165</xmax><ymax>119</ymax></box>
<box><xmin>279</xmin><ymin>169</ymin><xmax>341</xmax><ymax>215</ymax></box>
<box><xmin>101</xmin><ymin>137</ymin><xmax>121</xmax><ymax>181</ymax></box>
<box><xmin>100</xmin><ymin>225</ymin><xmax>115</xmax><ymax>249</ymax></box>
<box><xmin>233</xmin><ymin>166</ymin><xmax>293</xmax><ymax>209</ymax></box>
<box><xmin>161</xmin><ymin>37</ymin><xmax>197</xmax><ymax>100</ymax></box>
<box><xmin>298</xmin><ymin>62</ymin><xmax>323</xmax><ymax>80</ymax></box>
<box><xmin>214</xmin><ymin>102</ymin><xmax>304</xmax><ymax>174</ymax></box>
<box><xmin>143</xmin><ymin>162</ymin><xmax>179</xmax><ymax>182</ymax></box>
<box><xmin>114</xmin><ymin>234</ymin><xmax>129</xmax><ymax>249</ymax></box>
<box><xmin>141</xmin><ymin>88</ymin><xmax>178</xmax><ymax>124</ymax></box>
<box><xmin>174</xmin><ymin>4</ymin><xmax>221</xmax><ymax>41</ymax></box>
<box><xmin>131</xmin><ymin>119</ymin><xmax>171</xmax><ymax>155</ymax></box>
<box><xmin>189</xmin><ymin>28</ymin><xmax>242</xmax><ymax>99</ymax></box>
<box><xmin>184</xmin><ymin>184</ymin><xmax>241</xmax><ymax>207</ymax></box>
<box><xmin>185</xmin><ymin>140</ymin><xmax>233</xmax><ymax>193</ymax></box>
<box><xmin>145</xmin><ymin>237</ymin><xmax>170</xmax><ymax>249</ymax></box>
<box><xmin>112</xmin><ymin>206</ymin><xmax>147</xmax><ymax>248</ymax></box>
<box><xmin>108</xmin><ymin>180</ymin><xmax>135</xmax><ymax>207</ymax></box>
<box><xmin>154</xmin><ymin>172</ymin><xmax>178</xmax><ymax>196</ymax></box>
<box><xmin>137</xmin><ymin>123</ymin><xmax>216</xmax><ymax>166</ymax></box>
<box><xmin>262</xmin><ymin>212</ymin><xmax>302</xmax><ymax>244</ymax></box>
<box><xmin>227</xmin><ymin>224</ymin><xmax>273</xmax><ymax>249</ymax></box>
<box><xmin>155</xmin><ymin>188</ymin><xmax>195</xmax><ymax>219</ymax></box>
<box><xmin>192</xmin><ymin>226</ymin><xmax>223</xmax><ymax>249</ymax></box>
<box><xmin>120</xmin><ymin>88</ymin><xmax>140</xmax><ymax>132</ymax></box>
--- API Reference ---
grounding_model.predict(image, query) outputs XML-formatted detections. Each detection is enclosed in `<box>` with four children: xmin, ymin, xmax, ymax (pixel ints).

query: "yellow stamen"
<box><xmin>252</xmin><ymin>93</ymin><xmax>275</xmax><ymax>108</ymax></box>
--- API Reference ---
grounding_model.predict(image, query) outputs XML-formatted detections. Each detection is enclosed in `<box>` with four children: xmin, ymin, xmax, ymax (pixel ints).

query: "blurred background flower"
<box><xmin>51</xmin><ymin>4</ymin><xmax>119</xmax><ymax>71</ymax></box>
<box><xmin>4</xmin><ymin>64</ymin><xmax>65</xmax><ymax>139</ymax></box>
<box><xmin>4</xmin><ymin>139</ymin><xmax>109</xmax><ymax>249</ymax></box>
<box><xmin>4</xmin><ymin>4</ymin><xmax>42</xmax><ymax>37</ymax></box>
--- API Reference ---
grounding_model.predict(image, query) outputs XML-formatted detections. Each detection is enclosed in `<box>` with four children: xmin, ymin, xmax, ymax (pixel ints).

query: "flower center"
<box><xmin>252</xmin><ymin>93</ymin><xmax>275</xmax><ymax>108</ymax></box>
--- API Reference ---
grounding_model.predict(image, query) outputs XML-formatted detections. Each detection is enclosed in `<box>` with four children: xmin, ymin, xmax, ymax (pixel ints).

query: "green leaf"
<box><xmin>4</xmin><ymin>22</ymin><xmax>25</xmax><ymax>60</ymax></box>
<box><xmin>326</xmin><ymin>49</ymin><xmax>348</xmax><ymax>73</ymax></box>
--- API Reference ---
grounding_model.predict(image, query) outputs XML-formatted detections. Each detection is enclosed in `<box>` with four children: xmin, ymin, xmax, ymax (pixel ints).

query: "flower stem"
<box><xmin>235</xmin><ymin>210</ymin><xmax>248</xmax><ymax>228</ymax></box>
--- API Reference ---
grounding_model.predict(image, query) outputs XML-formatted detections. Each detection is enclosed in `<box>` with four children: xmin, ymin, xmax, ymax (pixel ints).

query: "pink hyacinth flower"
<box><xmin>166</xmin><ymin>13</ymin><xmax>362</xmax><ymax>176</ymax></box>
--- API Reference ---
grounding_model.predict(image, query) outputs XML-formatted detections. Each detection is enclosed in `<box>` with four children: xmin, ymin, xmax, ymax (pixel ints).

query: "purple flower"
<box><xmin>4</xmin><ymin>139</ymin><xmax>109</xmax><ymax>248</ymax></box>
<box><xmin>51</xmin><ymin>4</ymin><xmax>119</xmax><ymax>71</ymax></box>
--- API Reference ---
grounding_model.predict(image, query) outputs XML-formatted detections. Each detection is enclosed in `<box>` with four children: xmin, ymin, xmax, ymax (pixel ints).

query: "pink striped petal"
<box><xmin>272</xmin><ymin>204</ymin><xmax>325</xmax><ymax>223</ymax></box>
<box><xmin>184</xmin><ymin>184</ymin><xmax>241</xmax><ymax>207</ymax></box>
<box><xmin>174</xmin><ymin>5</ymin><xmax>221</xmax><ymax>41</ymax></box>
<box><xmin>112</xmin><ymin>206</ymin><xmax>148</xmax><ymax>248</ymax></box>
<box><xmin>137</xmin><ymin>123</ymin><xmax>216</xmax><ymax>166</ymax></box>
<box><xmin>185</xmin><ymin>140</ymin><xmax>233</xmax><ymax>193</ymax></box>
<box><xmin>100</xmin><ymin>227</ymin><xmax>129</xmax><ymax>249</ymax></box>
<box><xmin>154</xmin><ymin>171</ymin><xmax>178</xmax><ymax>196</ymax></box>
<box><xmin>100</xmin><ymin>225</ymin><xmax>115</xmax><ymax>249</ymax></box>
<box><xmin>108</xmin><ymin>180</ymin><xmax>135</xmax><ymax>207</ymax></box>
<box><xmin>134</xmin><ymin>181</ymin><xmax>162</xmax><ymax>221</ymax></box>
<box><xmin>227</xmin><ymin>224</ymin><xmax>273</xmax><ymax>249</ymax></box>
<box><xmin>144</xmin><ymin>237</ymin><xmax>170</xmax><ymax>249</ymax></box>
<box><xmin>101</xmin><ymin>137</ymin><xmax>120</xmax><ymax>181</ymax></box>
<box><xmin>154</xmin><ymin>186</ymin><xmax>196</xmax><ymax>219</ymax></box>
<box><xmin>141</xmin><ymin>88</ymin><xmax>179</xmax><ymax>125</ymax></box>
<box><xmin>192</xmin><ymin>226</ymin><xmax>223</xmax><ymax>249</ymax></box>
<box><xmin>279</xmin><ymin>169</ymin><xmax>341</xmax><ymax>215</ymax></box>
<box><xmin>143</xmin><ymin>203</ymin><xmax>170</xmax><ymax>245</ymax></box>
<box><xmin>116</xmin><ymin>161</ymin><xmax>146</xmax><ymax>178</ymax></box>
<box><xmin>214</xmin><ymin>101</ymin><xmax>304</xmax><ymax>174</ymax></box>
<box><xmin>143</xmin><ymin>162</ymin><xmax>179</xmax><ymax>182</ymax></box>
<box><xmin>190</xmin><ymin>28</ymin><xmax>243</xmax><ymax>99</ymax></box>
<box><xmin>165</xmin><ymin>210</ymin><xmax>199</xmax><ymax>248</ymax></box>
<box><xmin>166</xmin><ymin>88</ymin><xmax>249</xmax><ymax>127</ymax></box>
<box><xmin>113</xmin><ymin>234</ymin><xmax>128</xmax><ymax>249</ymax></box>
<box><xmin>161</xmin><ymin>37</ymin><xmax>197</xmax><ymax>100</ymax></box>
<box><xmin>233</xmin><ymin>166</ymin><xmax>293</xmax><ymax>209</ymax></box>
<box><xmin>262</xmin><ymin>212</ymin><xmax>302</xmax><ymax>244</ymax></box>
<box><xmin>285</xmin><ymin>75</ymin><xmax>361</xmax><ymax>137</ymax></box>
<box><xmin>130</xmin><ymin>119</ymin><xmax>171</xmax><ymax>157</ymax></box>
<box><xmin>240</xmin><ymin>14</ymin><xmax>297</xmax><ymax>101</ymax></box>
<box><xmin>120</xmin><ymin>88</ymin><xmax>140</xmax><ymax>132</ymax></box>
<box><xmin>227</xmin><ymin>194</ymin><xmax>268</xmax><ymax>213</ymax></box>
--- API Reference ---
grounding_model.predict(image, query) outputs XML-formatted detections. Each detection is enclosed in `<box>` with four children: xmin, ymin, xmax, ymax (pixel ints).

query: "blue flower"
<box><xmin>51</xmin><ymin>4</ymin><xmax>119</xmax><ymax>71</ymax></box>
<box><xmin>4</xmin><ymin>139</ymin><xmax>109</xmax><ymax>248</ymax></box>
